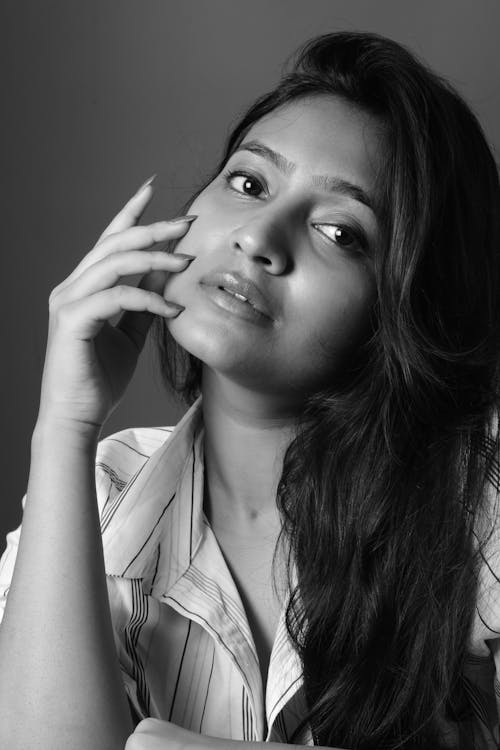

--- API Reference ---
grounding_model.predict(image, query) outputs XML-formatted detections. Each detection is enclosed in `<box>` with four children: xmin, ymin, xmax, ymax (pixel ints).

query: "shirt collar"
<box><xmin>102</xmin><ymin>396</ymin><xmax>204</xmax><ymax>584</ymax></box>
<box><xmin>101</xmin><ymin>395</ymin><xmax>306</xmax><ymax>738</ymax></box>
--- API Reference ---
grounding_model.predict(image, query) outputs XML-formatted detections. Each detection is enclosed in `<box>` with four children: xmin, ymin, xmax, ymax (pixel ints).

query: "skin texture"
<box><xmin>164</xmin><ymin>94</ymin><xmax>384</xmax><ymax>401</ymax></box>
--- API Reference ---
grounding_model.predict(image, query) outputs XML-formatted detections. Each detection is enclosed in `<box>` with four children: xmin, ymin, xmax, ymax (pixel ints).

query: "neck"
<box><xmin>201</xmin><ymin>367</ymin><xmax>301</xmax><ymax>533</ymax></box>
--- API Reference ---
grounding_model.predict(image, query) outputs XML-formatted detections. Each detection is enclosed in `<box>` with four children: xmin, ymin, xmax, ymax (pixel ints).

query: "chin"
<box><xmin>167</xmin><ymin>314</ymin><xmax>287</xmax><ymax>395</ymax></box>
<box><xmin>167</xmin><ymin>313</ymin><xmax>247</xmax><ymax>372</ymax></box>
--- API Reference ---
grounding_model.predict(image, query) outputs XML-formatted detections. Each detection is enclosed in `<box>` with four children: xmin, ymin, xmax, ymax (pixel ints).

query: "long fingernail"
<box><xmin>174</xmin><ymin>253</ymin><xmax>196</xmax><ymax>261</ymax></box>
<box><xmin>163</xmin><ymin>301</ymin><xmax>185</xmax><ymax>316</ymax></box>
<box><xmin>137</xmin><ymin>174</ymin><xmax>157</xmax><ymax>193</ymax></box>
<box><xmin>169</xmin><ymin>214</ymin><xmax>198</xmax><ymax>224</ymax></box>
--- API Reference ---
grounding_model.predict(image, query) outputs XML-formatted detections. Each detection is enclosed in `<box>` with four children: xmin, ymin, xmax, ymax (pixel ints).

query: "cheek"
<box><xmin>162</xmin><ymin>268</ymin><xmax>186</xmax><ymax>302</ymax></box>
<box><xmin>296</xmin><ymin>270</ymin><xmax>376</xmax><ymax>357</ymax></box>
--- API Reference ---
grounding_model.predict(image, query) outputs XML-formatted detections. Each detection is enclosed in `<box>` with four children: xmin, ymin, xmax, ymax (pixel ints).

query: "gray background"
<box><xmin>1</xmin><ymin>0</ymin><xmax>499</xmax><ymax>542</ymax></box>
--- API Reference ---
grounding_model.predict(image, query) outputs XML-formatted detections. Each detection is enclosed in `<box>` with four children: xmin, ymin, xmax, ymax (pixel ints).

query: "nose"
<box><xmin>229</xmin><ymin>212</ymin><xmax>291</xmax><ymax>274</ymax></box>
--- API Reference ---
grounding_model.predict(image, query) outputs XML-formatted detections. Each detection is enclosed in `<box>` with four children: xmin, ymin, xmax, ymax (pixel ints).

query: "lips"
<box><xmin>199</xmin><ymin>270</ymin><xmax>274</xmax><ymax>320</ymax></box>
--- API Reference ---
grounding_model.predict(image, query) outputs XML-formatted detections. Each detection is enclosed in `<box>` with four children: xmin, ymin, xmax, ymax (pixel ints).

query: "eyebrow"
<box><xmin>233</xmin><ymin>139</ymin><xmax>377</xmax><ymax>216</ymax></box>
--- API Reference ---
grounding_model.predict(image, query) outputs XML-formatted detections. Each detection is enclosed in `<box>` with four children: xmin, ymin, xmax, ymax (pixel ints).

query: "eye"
<box><xmin>224</xmin><ymin>170</ymin><xmax>266</xmax><ymax>198</ymax></box>
<box><xmin>313</xmin><ymin>223</ymin><xmax>366</xmax><ymax>253</ymax></box>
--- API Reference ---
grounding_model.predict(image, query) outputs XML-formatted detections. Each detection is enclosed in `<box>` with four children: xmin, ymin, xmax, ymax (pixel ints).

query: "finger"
<box><xmin>52</xmin><ymin>249</ymin><xmax>194</xmax><ymax>307</ymax></box>
<box><xmin>115</xmin><ymin>269</ymin><xmax>187</xmax><ymax>351</ymax></box>
<box><xmin>135</xmin><ymin>268</ymin><xmax>169</xmax><ymax>296</ymax></box>
<box><xmin>96</xmin><ymin>176</ymin><xmax>156</xmax><ymax>244</ymax></box>
<box><xmin>115</xmin><ymin>304</ymin><xmax>168</xmax><ymax>352</ymax></box>
<box><xmin>55</xmin><ymin>217</ymin><xmax>196</xmax><ymax>293</ymax></box>
<box><xmin>94</xmin><ymin>216</ymin><xmax>195</xmax><ymax>259</ymax></box>
<box><xmin>117</xmin><ymin>290</ymin><xmax>184</xmax><ymax>353</ymax></box>
<box><xmin>57</xmin><ymin>285</ymin><xmax>183</xmax><ymax>346</ymax></box>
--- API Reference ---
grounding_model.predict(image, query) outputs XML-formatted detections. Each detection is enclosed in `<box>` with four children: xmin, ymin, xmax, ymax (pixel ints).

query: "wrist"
<box><xmin>32</xmin><ymin>413</ymin><xmax>102</xmax><ymax>450</ymax></box>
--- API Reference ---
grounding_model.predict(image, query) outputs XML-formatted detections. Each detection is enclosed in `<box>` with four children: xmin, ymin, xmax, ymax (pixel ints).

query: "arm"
<box><xmin>125</xmin><ymin>718</ymin><xmax>346</xmax><ymax>749</ymax></box>
<box><xmin>0</xmin><ymin>179</ymin><xmax>196</xmax><ymax>750</ymax></box>
<box><xmin>0</xmin><ymin>418</ymin><xmax>133</xmax><ymax>749</ymax></box>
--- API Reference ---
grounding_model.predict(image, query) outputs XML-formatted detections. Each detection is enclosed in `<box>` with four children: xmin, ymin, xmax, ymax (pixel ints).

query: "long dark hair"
<box><xmin>151</xmin><ymin>32</ymin><xmax>500</xmax><ymax>749</ymax></box>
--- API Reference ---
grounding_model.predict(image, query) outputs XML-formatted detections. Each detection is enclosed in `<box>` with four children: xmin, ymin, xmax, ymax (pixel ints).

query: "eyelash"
<box><xmin>223</xmin><ymin>168</ymin><xmax>368</xmax><ymax>254</ymax></box>
<box><xmin>313</xmin><ymin>224</ymin><xmax>368</xmax><ymax>254</ymax></box>
<box><xmin>224</xmin><ymin>169</ymin><xmax>267</xmax><ymax>198</ymax></box>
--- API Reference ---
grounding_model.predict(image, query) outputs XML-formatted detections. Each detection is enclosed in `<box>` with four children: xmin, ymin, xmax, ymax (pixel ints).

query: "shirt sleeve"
<box><xmin>0</xmin><ymin>432</ymin><xmax>131</xmax><ymax>625</ymax></box>
<box><xmin>465</xmin><ymin>429</ymin><xmax>500</xmax><ymax>748</ymax></box>
<box><xmin>0</xmin><ymin>495</ymin><xmax>25</xmax><ymax>625</ymax></box>
<box><xmin>0</xmin><ymin>425</ymin><xmax>169</xmax><ymax>718</ymax></box>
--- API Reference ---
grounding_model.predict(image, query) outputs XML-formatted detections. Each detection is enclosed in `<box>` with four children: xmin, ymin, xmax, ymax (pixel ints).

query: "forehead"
<box><xmin>241</xmin><ymin>95</ymin><xmax>386</xmax><ymax>191</ymax></box>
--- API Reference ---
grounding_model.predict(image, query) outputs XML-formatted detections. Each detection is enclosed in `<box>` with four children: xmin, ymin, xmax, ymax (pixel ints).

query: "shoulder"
<box><xmin>95</xmin><ymin>425</ymin><xmax>175</xmax><ymax>514</ymax></box>
<box><xmin>97</xmin><ymin>424</ymin><xmax>175</xmax><ymax>464</ymax></box>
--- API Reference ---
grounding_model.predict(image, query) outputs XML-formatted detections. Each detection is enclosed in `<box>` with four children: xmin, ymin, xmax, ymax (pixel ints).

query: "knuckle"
<box><xmin>136</xmin><ymin>717</ymin><xmax>156</xmax><ymax>732</ymax></box>
<box><xmin>98</xmin><ymin>230</ymin><xmax>126</xmax><ymax>253</ymax></box>
<box><xmin>148</xmin><ymin>250</ymin><xmax>164</xmax><ymax>264</ymax></box>
<box><xmin>48</xmin><ymin>287</ymin><xmax>59</xmax><ymax>306</ymax></box>
<box><xmin>99</xmin><ymin>231</ymin><xmax>121</xmax><ymax>250</ymax></box>
<box><xmin>98</xmin><ymin>248</ymin><xmax>125</xmax><ymax>267</ymax></box>
<box><xmin>149</xmin><ymin>222</ymin><xmax>170</xmax><ymax>242</ymax></box>
<box><xmin>52</xmin><ymin>301</ymin><xmax>73</xmax><ymax>327</ymax></box>
<box><xmin>48</xmin><ymin>286</ymin><xmax>65</xmax><ymax>312</ymax></box>
<box><xmin>148</xmin><ymin>225</ymin><xmax>161</xmax><ymax>243</ymax></box>
<box><xmin>113</xmin><ymin>284</ymin><xmax>130</xmax><ymax>301</ymax></box>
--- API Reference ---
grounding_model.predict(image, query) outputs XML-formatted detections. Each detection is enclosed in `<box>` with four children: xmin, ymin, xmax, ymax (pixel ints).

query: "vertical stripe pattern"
<box><xmin>1</xmin><ymin>399</ymin><xmax>500</xmax><ymax>746</ymax></box>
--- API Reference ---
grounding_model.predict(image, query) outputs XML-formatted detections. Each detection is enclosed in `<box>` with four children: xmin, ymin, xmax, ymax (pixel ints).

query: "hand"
<box><xmin>124</xmin><ymin>719</ymin><xmax>341</xmax><ymax>750</ymax></box>
<box><xmin>125</xmin><ymin>719</ymin><xmax>221</xmax><ymax>750</ymax></box>
<box><xmin>37</xmin><ymin>179</ymin><xmax>196</xmax><ymax>434</ymax></box>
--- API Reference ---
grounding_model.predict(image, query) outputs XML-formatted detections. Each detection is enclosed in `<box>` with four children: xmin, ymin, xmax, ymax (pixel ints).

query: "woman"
<box><xmin>0</xmin><ymin>30</ymin><xmax>499</xmax><ymax>750</ymax></box>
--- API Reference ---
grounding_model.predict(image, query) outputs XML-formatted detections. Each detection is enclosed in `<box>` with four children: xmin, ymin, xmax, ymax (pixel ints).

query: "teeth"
<box><xmin>223</xmin><ymin>287</ymin><xmax>249</xmax><ymax>303</ymax></box>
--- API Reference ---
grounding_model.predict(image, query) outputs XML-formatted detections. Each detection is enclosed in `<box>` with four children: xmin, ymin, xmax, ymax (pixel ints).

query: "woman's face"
<box><xmin>164</xmin><ymin>94</ymin><xmax>385</xmax><ymax>397</ymax></box>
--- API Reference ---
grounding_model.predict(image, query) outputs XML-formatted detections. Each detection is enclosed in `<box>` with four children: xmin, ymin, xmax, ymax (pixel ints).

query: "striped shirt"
<box><xmin>1</xmin><ymin>397</ymin><xmax>500</xmax><ymax>747</ymax></box>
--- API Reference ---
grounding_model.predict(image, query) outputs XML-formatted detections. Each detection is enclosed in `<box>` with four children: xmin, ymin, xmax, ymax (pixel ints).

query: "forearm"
<box><xmin>0</xmin><ymin>418</ymin><xmax>132</xmax><ymax>750</ymax></box>
<box><xmin>211</xmin><ymin>742</ymin><xmax>339</xmax><ymax>750</ymax></box>
<box><xmin>126</xmin><ymin>718</ymin><xmax>345</xmax><ymax>749</ymax></box>
<box><xmin>214</xmin><ymin>741</ymin><xmax>340</xmax><ymax>750</ymax></box>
